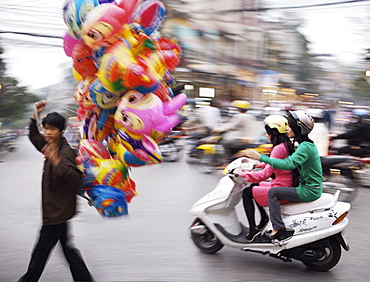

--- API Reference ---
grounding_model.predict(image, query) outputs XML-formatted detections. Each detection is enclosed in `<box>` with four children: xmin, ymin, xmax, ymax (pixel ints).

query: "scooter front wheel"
<box><xmin>190</xmin><ymin>219</ymin><xmax>224</xmax><ymax>254</ymax></box>
<box><xmin>190</xmin><ymin>150</ymin><xmax>218</xmax><ymax>174</ymax></box>
<box><xmin>301</xmin><ymin>237</ymin><xmax>341</xmax><ymax>271</ymax></box>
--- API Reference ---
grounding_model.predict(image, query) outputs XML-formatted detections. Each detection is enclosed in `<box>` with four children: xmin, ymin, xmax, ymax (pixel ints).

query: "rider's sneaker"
<box><xmin>246</xmin><ymin>227</ymin><xmax>261</xmax><ymax>242</ymax></box>
<box><xmin>267</xmin><ymin>228</ymin><xmax>289</xmax><ymax>241</ymax></box>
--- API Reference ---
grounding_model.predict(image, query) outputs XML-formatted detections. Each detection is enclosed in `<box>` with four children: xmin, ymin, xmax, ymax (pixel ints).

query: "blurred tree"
<box><xmin>287</xmin><ymin>23</ymin><xmax>325</xmax><ymax>93</ymax></box>
<box><xmin>0</xmin><ymin>45</ymin><xmax>38</xmax><ymax>127</ymax></box>
<box><xmin>351</xmin><ymin>71</ymin><xmax>370</xmax><ymax>102</ymax></box>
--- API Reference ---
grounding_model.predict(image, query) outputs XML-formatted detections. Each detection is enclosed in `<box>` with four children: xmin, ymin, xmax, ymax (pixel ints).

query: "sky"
<box><xmin>0</xmin><ymin>0</ymin><xmax>369</xmax><ymax>91</ymax></box>
<box><xmin>264</xmin><ymin>0</ymin><xmax>370</xmax><ymax>65</ymax></box>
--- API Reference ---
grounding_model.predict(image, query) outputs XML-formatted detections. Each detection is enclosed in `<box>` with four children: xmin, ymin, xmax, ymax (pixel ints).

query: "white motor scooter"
<box><xmin>189</xmin><ymin>158</ymin><xmax>350</xmax><ymax>271</ymax></box>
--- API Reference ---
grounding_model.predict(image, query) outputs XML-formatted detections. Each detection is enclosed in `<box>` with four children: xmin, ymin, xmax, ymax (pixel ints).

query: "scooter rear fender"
<box><xmin>333</xmin><ymin>231</ymin><xmax>350</xmax><ymax>251</ymax></box>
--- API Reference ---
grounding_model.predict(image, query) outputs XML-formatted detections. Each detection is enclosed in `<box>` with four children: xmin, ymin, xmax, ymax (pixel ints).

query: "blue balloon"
<box><xmin>87</xmin><ymin>185</ymin><xmax>128</xmax><ymax>217</ymax></box>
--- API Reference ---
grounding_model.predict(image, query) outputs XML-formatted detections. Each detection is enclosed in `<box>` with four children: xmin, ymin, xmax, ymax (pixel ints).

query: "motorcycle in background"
<box><xmin>328</xmin><ymin>137</ymin><xmax>370</xmax><ymax>189</ymax></box>
<box><xmin>158</xmin><ymin>129</ymin><xmax>188</xmax><ymax>162</ymax></box>
<box><xmin>320</xmin><ymin>155</ymin><xmax>361</xmax><ymax>203</ymax></box>
<box><xmin>186</xmin><ymin>133</ymin><xmax>271</xmax><ymax>174</ymax></box>
<box><xmin>189</xmin><ymin>157</ymin><xmax>350</xmax><ymax>271</ymax></box>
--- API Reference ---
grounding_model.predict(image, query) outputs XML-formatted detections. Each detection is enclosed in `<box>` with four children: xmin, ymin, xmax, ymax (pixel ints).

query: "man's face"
<box><xmin>43</xmin><ymin>123</ymin><xmax>62</xmax><ymax>144</ymax></box>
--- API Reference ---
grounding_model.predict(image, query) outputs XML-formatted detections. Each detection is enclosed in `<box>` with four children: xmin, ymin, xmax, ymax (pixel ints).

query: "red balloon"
<box><xmin>72</xmin><ymin>43</ymin><xmax>98</xmax><ymax>78</ymax></box>
<box><xmin>79</xmin><ymin>139</ymin><xmax>111</xmax><ymax>159</ymax></box>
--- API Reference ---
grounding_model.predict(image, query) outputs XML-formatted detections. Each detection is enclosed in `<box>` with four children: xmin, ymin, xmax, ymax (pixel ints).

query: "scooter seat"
<box><xmin>280</xmin><ymin>193</ymin><xmax>334</xmax><ymax>215</ymax></box>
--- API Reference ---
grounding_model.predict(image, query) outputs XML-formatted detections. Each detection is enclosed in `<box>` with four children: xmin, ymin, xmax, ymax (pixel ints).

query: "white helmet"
<box><xmin>305</xmin><ymin>108</ymin><xmax>323</xmax><ymax>120</ymax></box>
<box><xmin>289</xmin><ymin>110</ymin><xmax>314</xmax><ymax>135</ymax></box>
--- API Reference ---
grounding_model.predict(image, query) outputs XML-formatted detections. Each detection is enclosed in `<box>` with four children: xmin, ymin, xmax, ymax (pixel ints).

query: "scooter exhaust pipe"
<box><xmin>190</xmin><ymin>225</ymin><xmax>208</xmax><ymax>235</ymax></box>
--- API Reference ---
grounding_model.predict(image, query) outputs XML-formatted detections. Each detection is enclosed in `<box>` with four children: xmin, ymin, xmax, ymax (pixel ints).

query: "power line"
<box><xmin>223</xmin><ymin>0</ymin><xmax>370</xmax><ymax>13</ymax></box>
<box><xmin>0</xmin><ymin>31</ymin><xmax>62</xmax><ymax>39</ymax></box>
<box><xmin>0</xmin><ymin>37</ymin><xmax>63</xmax><ymax>48</ymax></box>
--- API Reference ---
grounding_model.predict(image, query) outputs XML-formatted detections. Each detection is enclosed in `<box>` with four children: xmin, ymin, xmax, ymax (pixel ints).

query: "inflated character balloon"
<box><xmin>96</xmin><ymin>39</ymin><xmax>159</xmax><ymax>93</ymax></box>
<box><xmin>63</xmin><ymin>0</ymin><xmax>100</xmax><ymax>39</ymax></box>
<box><xmin>92</xmin><ymin>46</ymin><xmax>106</xmax><ymax>69</ymax></box>
<box><xmin>81</xmin><ymin>108</ymin><xmax>115</xmax><ymax>141</ymax></box>
<box><xmin>74</xmin><ymin>77</ymin><xmax>97</xmax><ymax>121</ymax></box>
<box><xmin>80</xmin><ymin>2</ymin><xmax>128</xmax><ymax>49</ymax></box>
<box><xmin>87</xmin><ymin>184</ymin><xmax>128</xmax><ymax>217</ymax></box>
<box><xmin>98</xmin><ymin>0</ymin><xmax>116</xmax><ymax>3</ymax></box>
<box><xmin>89</xmin><ymin>78</ymin><xmax>125</xmax><ymax>131</ymax></box>
<box><xmin>131</xmin><ymin>0</ymin><xmax>166</xmax><ymax>36</ymax></box>
<box><xmin>74</xmin><ymin>77</ymin><xmax>97</xmax><ymax>108</ymax></box>
<box><xmin>156</xmin><ymin>37</ymin><xmax>182</xmax><ymax>71</ymax></box>
<box><xmin>72</xmin><ymin>67</ymin><xmax>84</xmax><ymax>81</ymax></box>
<box><xmin>77</xmin><ymin>139</ymin><xmax>111</xmax><ymax>189</ymax></box>
<box><xmin>79</xmin><ymin>138</ymin><xmax>111</xmax><ymax>159</ymax></box>
<box><xmin>114</xmin><ymin>90</ymin><xmax>187</xmax><ymax>135</ymax></box>
<box><xmin>78</xmin><ymin>139</ymin><xmax>137</xmax><ymax>201</ymax></box>
<box><xmin>81</xmin><ymin>156</ymin><xmax>137</xmax><ymax>201</ymax></box>
<box><xmin>152</xmin><ymin>83</ymin><xmax>171</xmax><ymax>102</ymax></box>
<box><xmin>63</xmin><ymin>32</ymin><xmax>80</xmax><ymax>57</ymax></box>
<box><xmin>109</xmin><ymin>130</ymin><xmax>162</xmax><ymax>167</ymax></box>
<box><xmin>81</xmin><ymin>109</ymin><xmax>99</xmax><ymax>140</ymax></box>
<box><xmin>72</xmin><ymin>43</ymin><xmax>98</xmax><ymax>78</ymax></box>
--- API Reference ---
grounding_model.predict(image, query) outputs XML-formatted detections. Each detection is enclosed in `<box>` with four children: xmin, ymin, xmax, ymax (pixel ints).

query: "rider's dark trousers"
<box><xmin>338</xmin><ymin>145</ymin><xmax>370</xmax><ymax>156</ymax></box>
<box><xmin>18</xmin><ymin>222</ymin><xmax>93</xmax><ymax>282</ymax></box>
<box><xmin>268</xmin><ymin>187</ymin><xmax>301</xmax><ymax>230</ymax></box>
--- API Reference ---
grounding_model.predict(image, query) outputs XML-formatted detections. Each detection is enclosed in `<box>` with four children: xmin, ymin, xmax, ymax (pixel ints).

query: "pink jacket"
<box><xmin>241</xmin><ymin>143</ymin><xmax>293</xmax><ymax>187</ymax></box>
<box><xmin>241</xmin><ymin>143</ymin><xmax>292</xmax><ymax>206</ymax></box>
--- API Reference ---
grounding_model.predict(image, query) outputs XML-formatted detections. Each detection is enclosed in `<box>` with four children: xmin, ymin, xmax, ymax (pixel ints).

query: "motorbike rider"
<box><xmin>306</xmin><ymin>108</ymin><xmax>330</xmax><ymax>156</ymax></box>
<box><xmin>184</xmin><ymin>100</ymin><xmax>222</xmax><ymax>156</ymax></box>
<box><xmin>332</xmin><ymin>109</ymin><xmax>370</xmax><ymax>156</ymax></box>
<box><xmin>238</xmin><ymin>115</ymin><xmax>294</xmax><ymax>242</ymax></box>
<box><xmin>243</xmin><ymin>110</ymin><xmax>323</xmax><ymax>241</ymax></box>
<box><xmin>212</xmin><ymin>100</ymin><xmax>258</xmax><ymax>160</ymax></box>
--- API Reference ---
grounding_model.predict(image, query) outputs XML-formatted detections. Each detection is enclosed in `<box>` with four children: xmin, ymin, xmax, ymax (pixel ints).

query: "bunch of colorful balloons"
<box><xmin>62</xmin><ymin>0</ymin><xmax>187</xmax><ymax>217</ymax></box>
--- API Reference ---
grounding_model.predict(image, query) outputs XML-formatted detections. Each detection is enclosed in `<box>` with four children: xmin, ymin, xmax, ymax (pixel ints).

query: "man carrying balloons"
<box><xmin>18</xmin><ymin>101</ymin><xmax>94</xmax><ymax>282</ymax></box>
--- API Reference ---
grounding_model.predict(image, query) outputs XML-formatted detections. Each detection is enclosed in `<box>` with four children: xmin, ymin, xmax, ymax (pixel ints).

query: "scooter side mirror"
<box><xmin>240</xmin><ymin>158</ymin><xmax>255</xmax><ymax>170</ymax></box>
<box><xmin>223</xmin><ymin>157</ymin><xmax>255</xmax><ymax>175</ymax></box>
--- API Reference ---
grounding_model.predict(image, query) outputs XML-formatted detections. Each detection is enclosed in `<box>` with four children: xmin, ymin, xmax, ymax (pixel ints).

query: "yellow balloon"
<box><xmin>72</xmin><ymin>67</ymin><xmax>83</xmax><ymax>81</ymax></box>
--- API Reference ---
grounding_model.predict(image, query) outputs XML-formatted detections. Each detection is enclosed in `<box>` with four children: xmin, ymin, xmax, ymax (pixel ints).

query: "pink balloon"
<box><xmin>63</xmin><ymin>32</ymin><xmax>80</xmax><ymax>57</ymax></box>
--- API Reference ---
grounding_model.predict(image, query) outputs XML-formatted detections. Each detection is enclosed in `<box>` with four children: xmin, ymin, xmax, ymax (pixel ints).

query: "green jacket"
<box><xmin>260</xmin><ymin>141</ymin><xmax>323</xmax><ymax>202</ymax></box>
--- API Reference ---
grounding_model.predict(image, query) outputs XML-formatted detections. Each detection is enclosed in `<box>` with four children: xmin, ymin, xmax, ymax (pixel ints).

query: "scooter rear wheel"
<box><xmin>190</xmin><ymin>220</ymin><xmax>224</xmax><ymax>254</ymax></box>
<box><xmin>301</xmin><ymin>237</ymin><xmax>341</xmax><ymax>271</ymax></box>
<box><xmin>160</xmin><ymin>140</ymin><xmax>182</xmax><ymax>162</ymax></box>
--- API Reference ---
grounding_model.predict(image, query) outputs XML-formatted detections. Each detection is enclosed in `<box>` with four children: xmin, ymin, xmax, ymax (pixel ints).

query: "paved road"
<box><xmin>0</xmin><ymin>136</ymin><xmax>369</xmax><ymax>282</ymax></box>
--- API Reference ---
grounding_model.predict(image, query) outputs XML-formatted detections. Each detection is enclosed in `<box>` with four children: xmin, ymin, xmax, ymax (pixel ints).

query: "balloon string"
<box><xmin>45</xmin><ymin>100</ymin><xmax>118</xmax><ymax>140</ymax></box>
<box><xmin>46</xmin><ymin>99</ymin><xmax>79</xmax><ymax>116</ymax></box>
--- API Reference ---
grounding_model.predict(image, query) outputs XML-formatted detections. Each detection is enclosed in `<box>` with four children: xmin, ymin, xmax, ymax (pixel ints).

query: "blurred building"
<box><xmin>161</xmin><ymin>0</ymin><xmax>309</xmax><ymax>105</ymax></box>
